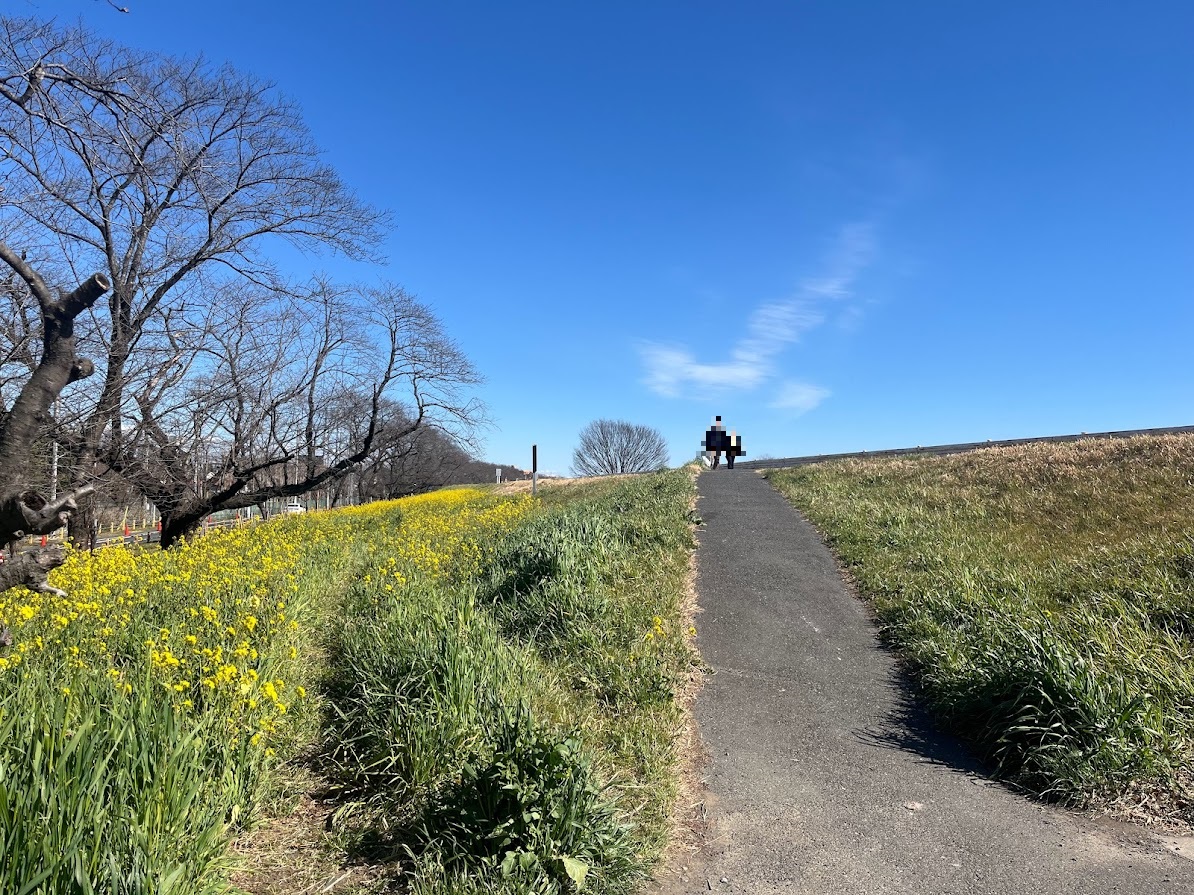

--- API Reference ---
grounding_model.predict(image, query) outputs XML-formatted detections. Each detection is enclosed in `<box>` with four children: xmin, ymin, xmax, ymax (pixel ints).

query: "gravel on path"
<box><xmin>652</xmin><ymin>468</ymin><xmax>1194</xmax><ymax>895</ymax></box>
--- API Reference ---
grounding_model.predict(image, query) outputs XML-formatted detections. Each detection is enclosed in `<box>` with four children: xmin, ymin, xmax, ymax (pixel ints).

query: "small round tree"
<box><xmin>570</xmin><ymin>419</ymin><xmax>670</xmax><ymax>476</ymax></box>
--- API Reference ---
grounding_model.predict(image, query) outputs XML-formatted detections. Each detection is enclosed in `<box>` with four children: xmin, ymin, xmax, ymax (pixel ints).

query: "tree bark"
<box><xmin>0</xmin><ymin>244</ymin><xmax>109</xmax><ymax>595</ymax></box>
<box><xmin>0</xmin><ymin>546</ymin><xmax>70</xmax><ymax>597</ymax></box>
<box><xmin>159</xmin><ymin>513</ymin><xmax>202</xmax><ymax>550</ymax></box>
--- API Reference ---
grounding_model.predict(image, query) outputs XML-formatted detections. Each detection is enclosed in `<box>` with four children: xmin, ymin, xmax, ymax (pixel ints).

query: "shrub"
<box><xmin>417</xmin><ymin>711</ymin><xmax>639</xmax><ymax>894</ymax></box>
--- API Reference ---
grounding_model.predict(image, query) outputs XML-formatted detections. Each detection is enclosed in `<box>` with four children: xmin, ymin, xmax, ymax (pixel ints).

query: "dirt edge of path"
<box><xmin>646</xmin><ymin>473</ymin><xmax>722</xmax><ymax>894</ymax></box>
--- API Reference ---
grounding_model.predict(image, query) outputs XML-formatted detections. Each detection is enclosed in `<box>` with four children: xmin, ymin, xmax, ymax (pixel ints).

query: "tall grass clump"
<box><xmin>318</xmin><ymin>471</ymin><xmax>698</xmax><ymax>894</ymax></box>
<box><xmin>767</xmin><ymin>434</ymin><xmax>1194</xmax><ymax>815</ymax></box>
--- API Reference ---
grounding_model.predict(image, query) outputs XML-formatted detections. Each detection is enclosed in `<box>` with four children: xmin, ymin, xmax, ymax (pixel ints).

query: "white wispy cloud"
<box><xmin>769</xmin><ymin>381</ymin><xmax>831</xmax><ymax>413</ymax></box>
<box><xmin>639</xmin><ymin>221</ymin><xmax>875</xmax><ymax>402</ymax></box>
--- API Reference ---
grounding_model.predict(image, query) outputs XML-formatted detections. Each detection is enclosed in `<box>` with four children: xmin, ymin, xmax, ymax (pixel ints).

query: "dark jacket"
<box><xmin>704</xmin><ymin>427</ymin><xmax>730</xmax><ymax>452</ymax></box>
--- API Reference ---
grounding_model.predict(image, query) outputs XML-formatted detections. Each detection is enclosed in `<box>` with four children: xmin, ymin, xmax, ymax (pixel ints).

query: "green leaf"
<box><xmin>561</xmin><ymin>855</ymin><xmax>589</xmax><ymax>890</ymax></box>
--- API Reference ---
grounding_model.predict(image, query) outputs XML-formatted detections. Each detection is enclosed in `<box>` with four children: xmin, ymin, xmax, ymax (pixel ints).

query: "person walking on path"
<box><xmin>703</xmin><ymin>416</ymin><xmax>730</xmax><ymax>469</ymax></box>
<box><xmin>725</xmin><ymin>430</ymin><xmax>744</xmax><ymax>469</ymax></box>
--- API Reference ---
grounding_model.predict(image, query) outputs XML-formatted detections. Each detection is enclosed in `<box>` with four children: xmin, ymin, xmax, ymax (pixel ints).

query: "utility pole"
<box><xmin>532</xmin><ymin>445</ymin><xmax>538</xmax><ymax>497</ymax></box>
<box><xmin>49</xmin><ymin>399</ymin><xmax>59</xmax><ymax>502</ymax></box>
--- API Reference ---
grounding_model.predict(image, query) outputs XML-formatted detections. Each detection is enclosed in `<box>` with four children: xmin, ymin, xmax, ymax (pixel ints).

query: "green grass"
<box><xmin>766</xmin><ymin>435</ymin><xmax>1194</xmax><ymax>816</ymax></box>
<box><xmin>298</xmin><ymin>470</ymin><xmax>700</xmax><ymax>893</ymax></box>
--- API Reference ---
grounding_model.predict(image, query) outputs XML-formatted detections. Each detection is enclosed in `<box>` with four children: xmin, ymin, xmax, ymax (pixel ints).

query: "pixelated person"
<box><xmin>725</xmin><ymin>430</ymin><xmax>745</xmax><ymax>469</ymax></box>
<box><xmin>702</xmin><ymin>416</ymin><xmax>730</xmax><ymax>469</ymax></box>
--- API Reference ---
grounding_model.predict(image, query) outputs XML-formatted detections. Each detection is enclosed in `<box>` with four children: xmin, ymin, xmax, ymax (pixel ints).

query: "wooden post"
<box><xmin>532</xmin><ymin>445</ymin><xmax>538</xmax><ymax>497</ymax></box>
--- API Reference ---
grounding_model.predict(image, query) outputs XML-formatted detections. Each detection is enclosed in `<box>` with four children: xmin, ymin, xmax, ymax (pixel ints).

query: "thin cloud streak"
<box><xmin>770</xmin><ymin>381</ymin><xmax>831</xmax><ymax>413</ymax></box>
<box><xmin>639</xmin><ymin>221</ymin><xmax>875</xmax><ymax>401</ymax></box>
<box><xmin>639</xmin><ymin>344</ymin><xmax>770</xmax><ymax>398</ymax></box>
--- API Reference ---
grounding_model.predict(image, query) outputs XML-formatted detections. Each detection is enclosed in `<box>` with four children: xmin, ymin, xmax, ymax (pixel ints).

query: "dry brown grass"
<box><xmin>837</xmin><ymin>432</ymin><xmax>1194</xmax><ymax>489</ymax></box>
<box><xmin>226</xmin><ymin>762</ymin><xmax>392</xmax><ymax>894</ymax></box>
<box><xmin>492</xmin><ymin>473</ymin><xmax>646</xmax><ymax>496</ymax></box>
<box><xmin>646</xmin><ymin>466</ymin><xmax>716</xmax><ymax>894</ymax></box>
<box><xmin>229</xmin><ymin>801</ymin><xmax>365</xmax><ymax>895</ymax></box>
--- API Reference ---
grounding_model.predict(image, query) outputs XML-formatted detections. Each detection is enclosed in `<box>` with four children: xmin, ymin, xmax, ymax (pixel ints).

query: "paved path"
<box><xmin>658</xmin><ymin>469</ymin><xmax>1194</xmax><ymax>894</ymax></box>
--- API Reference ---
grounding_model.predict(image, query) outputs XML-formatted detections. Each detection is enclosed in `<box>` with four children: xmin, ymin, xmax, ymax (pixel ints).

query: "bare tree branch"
<box><xmin>109</xmin><ymin>280</ymin><xmax>483</xmax><ymax>545</ymax></box>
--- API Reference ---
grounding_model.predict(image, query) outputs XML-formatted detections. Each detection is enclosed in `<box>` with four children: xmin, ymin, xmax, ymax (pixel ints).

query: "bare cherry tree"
<box><xmin>0</xmin><ymin>16</ymin><xmax>385</xmax><ymax>542</ymax></box>
<box><xmin>570</xmin><ymin>419</ymin><xmax>670</xmax><ymax>477</ymax></box>
<box><xmin>109</xmin><ymin>281</ymin><xmax>482</xmax><ymax>546</ymax></box>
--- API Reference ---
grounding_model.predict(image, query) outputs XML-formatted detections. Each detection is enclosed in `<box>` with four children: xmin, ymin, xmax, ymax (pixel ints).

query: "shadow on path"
<box><xmin>852</xmin><ymin>666</ymin><xmax>987</xmax><ymax>777</ymax></box>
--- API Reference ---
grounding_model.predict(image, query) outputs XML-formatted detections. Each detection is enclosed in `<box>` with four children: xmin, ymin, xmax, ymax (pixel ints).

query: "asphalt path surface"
<box><xmin>655</xmin><ymin>468</ymin><xmax>1194</xmax><ymax>894</ymax></box>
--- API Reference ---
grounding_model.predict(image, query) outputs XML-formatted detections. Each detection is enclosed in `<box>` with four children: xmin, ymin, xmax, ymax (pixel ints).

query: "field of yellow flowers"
<box><xmin>0</xmin><ymin>471</ymin><xmax>699</xmax><ymax>895</ymax></box>
<box><xmin>0</xmin><ymin>488</ymin><xmax>537</xmax><ymax>894</ymax></box>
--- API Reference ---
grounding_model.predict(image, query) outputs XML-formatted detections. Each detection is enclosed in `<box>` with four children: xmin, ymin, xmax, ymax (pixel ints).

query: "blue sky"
<box><xmin>24</xmin><ymin>1</ymin><xmax>1194</xmax><ymax>473</ymax></box>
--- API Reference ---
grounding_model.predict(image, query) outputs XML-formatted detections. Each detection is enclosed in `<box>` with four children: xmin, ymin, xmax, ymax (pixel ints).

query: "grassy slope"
<box><xmin>0</xmin><ymin>470</ymin><xmax>698</xmax><ymax>894</ymax></box>
<box><xmin>237</xmin><ymin>469</ymin><xmax>700</xmax><ymax>894</ymax></box>
<box><xmin>766</xmin><ymin>435</ymin><xmax>1194</xmax><ymax>820</ymax></box>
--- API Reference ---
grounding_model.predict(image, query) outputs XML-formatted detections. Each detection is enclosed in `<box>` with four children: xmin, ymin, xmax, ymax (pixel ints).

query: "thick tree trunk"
<box><xmin>0</xmin><ymin>486</ymin><xmax>95</xmax><ymax>545</ymax></box>
<box><xmin>66</xmin><ymin>484</ymin><xmax>97</xmax><ymax>549</ymax></box>
<box><xmin>0</xmin><ymin>546</ymin><xmax>69</xmax><ymax>597</ymax></box>
<box><xmin>0</xmin><ymin>249</ymin><xmax>109</xmax><ymax>595</ymax></box>
<box><xmin>159</xmin><ymin>509</ymin><xmax>207</xmax><ymax>549</ymax></box>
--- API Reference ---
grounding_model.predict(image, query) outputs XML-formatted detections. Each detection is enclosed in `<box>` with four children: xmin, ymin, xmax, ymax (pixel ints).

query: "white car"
<box><xmin>282</xmin><ymin>500</ymin><xmax>305</xmax><ymax>514</ymax></box>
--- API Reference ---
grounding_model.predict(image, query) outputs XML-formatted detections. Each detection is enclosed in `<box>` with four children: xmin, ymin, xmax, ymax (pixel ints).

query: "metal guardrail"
<box><xmin>735</xmin><ymin>424</ymin><xmax>1194</xmax><ymax>471</ymax></box>
<box><xmin>15</xmin><ymin>514</ymin><xmax>256</xmax><ymax>551</ymax></box>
